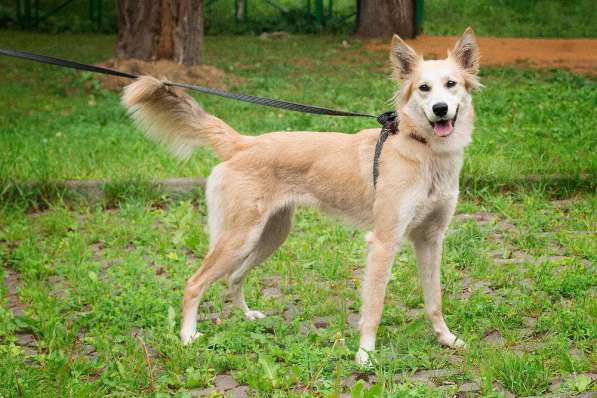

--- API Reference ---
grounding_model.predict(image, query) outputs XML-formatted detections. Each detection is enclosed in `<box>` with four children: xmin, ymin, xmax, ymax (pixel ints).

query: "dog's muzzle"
<box><xmin>429</xmin><ymin>105</ymin><xmax>459</xmax><ymax>137</ymax></box>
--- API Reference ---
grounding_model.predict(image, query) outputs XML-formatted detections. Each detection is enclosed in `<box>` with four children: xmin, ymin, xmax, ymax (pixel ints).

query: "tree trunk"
<box><xmin>116</xmin><ymin>0</ymin><xmax>203</xmax><ymax>65</ymax></box>
<box><xmin>356</xmin><ymin>0</ymin><xmax>416</xmax><ymax>39</ymax></box>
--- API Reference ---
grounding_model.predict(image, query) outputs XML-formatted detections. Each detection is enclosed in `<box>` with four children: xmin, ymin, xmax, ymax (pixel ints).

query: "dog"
<box><xmin>122</xmin><ymin>27</ymin><xmax>480</xmax><ymax>365</ymax></box>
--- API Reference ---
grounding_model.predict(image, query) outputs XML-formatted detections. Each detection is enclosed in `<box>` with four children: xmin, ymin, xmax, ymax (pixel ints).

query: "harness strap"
<box><xmin>373</xmin><ymin>111</ymin><xmax>399</xmax><ymax>189</ymax></box>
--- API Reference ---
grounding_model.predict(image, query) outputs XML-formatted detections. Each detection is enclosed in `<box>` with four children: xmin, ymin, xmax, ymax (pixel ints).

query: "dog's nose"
<box><xmin>432</xmin><ymin>102</ymin><xmax>448</xmax><ymax>117</ymax></box>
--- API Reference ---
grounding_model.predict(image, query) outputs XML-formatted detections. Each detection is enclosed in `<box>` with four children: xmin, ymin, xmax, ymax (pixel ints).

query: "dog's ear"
<box><xmin>390</xmin><ymin>34</ymin><xmax>420</xmax><ymax>80</ymax></box>
<box><xmin>450</xmin><ymin>27</ymin><xmax>480</xmax><ymax>75</ymax></box>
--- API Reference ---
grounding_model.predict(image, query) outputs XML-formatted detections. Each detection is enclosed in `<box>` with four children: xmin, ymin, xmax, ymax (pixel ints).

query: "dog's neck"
<box><xmin>397</xmin><ymin>107</ymin><xmax>472</xmax><ymax>156</ymax></box>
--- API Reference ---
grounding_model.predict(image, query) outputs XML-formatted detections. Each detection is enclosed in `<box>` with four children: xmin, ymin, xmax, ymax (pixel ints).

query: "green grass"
<box><xmin>424</xmin><ymin>0</ymin><xmax>597</xmax><ymax>38</ymax></box>
<box><xmin>0</xmin><ymin>31</ymin><xmax>596</xmax><ymax>397</ymax></box>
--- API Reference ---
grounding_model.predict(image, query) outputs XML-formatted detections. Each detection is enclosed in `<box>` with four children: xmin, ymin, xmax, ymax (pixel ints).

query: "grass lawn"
<box><xmin>0</xmin><ymin>31</ymin><xmax>596</xmax><ymax>397</ymax></box>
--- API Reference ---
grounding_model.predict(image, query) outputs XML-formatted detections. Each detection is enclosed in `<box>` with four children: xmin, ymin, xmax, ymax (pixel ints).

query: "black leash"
<box><xmin>0</xmin><ymin>47</ymin><xmax>398</xmax><ymax>187</ymax></box>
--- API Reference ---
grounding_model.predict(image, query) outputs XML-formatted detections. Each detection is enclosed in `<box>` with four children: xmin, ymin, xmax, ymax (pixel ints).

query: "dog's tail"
<box><xmin>122</xmin><ymin>76</ymin><xmax>249</xmax><ymax>161</ymax></box>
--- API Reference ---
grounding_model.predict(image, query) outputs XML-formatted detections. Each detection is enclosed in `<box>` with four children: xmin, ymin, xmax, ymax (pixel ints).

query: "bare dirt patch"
<box><xmin>364</xmin><ymin>35</ymin><xmax>597</xmax><ymax>75</ymax></box>
<box><xmin>96</xmin><ymin>59</ymin><xmax>244</xmax><ymax>92</ymax></box>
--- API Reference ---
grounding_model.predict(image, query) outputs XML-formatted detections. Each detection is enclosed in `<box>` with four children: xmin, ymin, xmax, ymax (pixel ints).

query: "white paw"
<box><xmin>181</xmin><ymin>331</ymin><xmax>202</xmax><ymax>345</ymax></box>
<box><xmin>245</xmin><ymin>310</ymin><xmax>266</xmax><ymax>321</ymax></box>
<box><xmin>439</xmin><ymin>334</ymin><xmax>466</xmax><ymax>349</ymax></box>
<box><xmin>355</xmin><ymin>348</ymin><xmax>373</xmax><ymax>367</ymax></box>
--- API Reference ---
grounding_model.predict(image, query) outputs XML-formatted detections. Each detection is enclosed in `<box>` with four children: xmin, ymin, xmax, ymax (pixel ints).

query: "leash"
<box><xmin>0</xmin><ymin>47</ymin><xmax>398</xmax><ymax>187</ymax></box>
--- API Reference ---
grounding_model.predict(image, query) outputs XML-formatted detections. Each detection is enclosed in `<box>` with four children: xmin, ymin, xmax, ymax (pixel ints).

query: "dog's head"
<box><xmin>390</xmin><ymin>28</ymin><xmax>480</xmax><ymax>151</ymax></box>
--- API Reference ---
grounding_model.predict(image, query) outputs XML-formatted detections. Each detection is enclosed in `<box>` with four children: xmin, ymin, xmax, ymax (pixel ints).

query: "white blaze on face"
<box><xmin>410</xmin><ymin>59</ymin><xmax>468</xmax><ymax>137</ymax></box>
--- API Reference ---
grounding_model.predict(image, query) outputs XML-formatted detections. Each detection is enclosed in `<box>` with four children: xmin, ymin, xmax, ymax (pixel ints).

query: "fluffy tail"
<box><xmin>122</xmin><ymin>76</ymin><xmax>248</xmax><ymax>161</ymax></box>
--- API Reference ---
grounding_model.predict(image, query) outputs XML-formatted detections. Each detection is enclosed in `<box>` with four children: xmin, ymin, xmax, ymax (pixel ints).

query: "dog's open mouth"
<box><xmin>429</xmin><ymin>106</ymin><xmax>459</xmax><ymax>137</ymax></box>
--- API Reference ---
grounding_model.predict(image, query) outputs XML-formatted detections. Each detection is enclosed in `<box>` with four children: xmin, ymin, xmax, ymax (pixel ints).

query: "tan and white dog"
<box><xmin>122</xmin><ymin>28</ymin><xmax>480</xmax><ymax>365</ymax></box>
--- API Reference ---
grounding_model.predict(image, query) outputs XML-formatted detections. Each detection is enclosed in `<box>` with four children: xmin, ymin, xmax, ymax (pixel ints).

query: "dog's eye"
<box><xmin>419</xmin><ymin>84</ymin><xmax>431</xmax><ymax>92</ymax></box>
<box><xmin>446</xmin><ymin>80</ymin><xmax>456</xmax><ymax>88</ymax></box>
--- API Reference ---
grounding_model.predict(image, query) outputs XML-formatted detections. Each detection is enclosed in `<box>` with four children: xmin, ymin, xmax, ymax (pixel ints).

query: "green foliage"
<box><xmin>424</xmin><ymin>0</ymin><xmax>597</xmax><ymax>38</ymax></box>
<box><xmin>2</xmin><ymin>0</ymin><xmax>596</xmax><ymax>37</ymax></box>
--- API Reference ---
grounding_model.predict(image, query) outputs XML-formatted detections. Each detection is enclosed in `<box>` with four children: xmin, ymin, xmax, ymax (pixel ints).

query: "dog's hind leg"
<box><xmin>180</xmin><ymin>226</ymin><xmax>263</xmax><ymax>344</ymax></box>
<box><xmin>227</xmin><ymin>207</ymin><xmax>294</xmax><ymax>320</ymax></box>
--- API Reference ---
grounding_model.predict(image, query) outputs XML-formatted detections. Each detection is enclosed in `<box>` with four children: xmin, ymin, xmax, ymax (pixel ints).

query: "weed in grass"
<box><xmin>488</xmin><ymin>351</ymin><xmax>551</xmax><ymax>397</ymax></box>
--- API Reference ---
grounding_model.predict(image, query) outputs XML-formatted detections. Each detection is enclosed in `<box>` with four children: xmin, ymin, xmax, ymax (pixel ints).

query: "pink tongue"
<box><xmin>433</xmin><ymin>120</ymin><xmax>453</xmax><ymax>137</ymax></box>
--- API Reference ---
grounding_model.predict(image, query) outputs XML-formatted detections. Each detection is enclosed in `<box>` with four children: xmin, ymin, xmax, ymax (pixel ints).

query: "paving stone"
<box><xmin>215</xmin><ymin>374</ymin><xmax>238</xmax><ymax>391</ymax></box>
<box><xmin>261</xmin><ymin>287</ymin><xmax>281</xmax><ymax>299</ymax></box>
<box><xmin>548</xmin><ymin>376</ymin><xmax>563</xmax><ymax>393</ymax></box>
<box><xmin>488</xmin><ymin>249</ymin><xmax>505</xmax><ymax>259</ymax></box>
<box><xmin>312</xmin><ymin>316</ymin><xmax>333</xmax><ymax>329</ymax></box>
<box><xmin>551</xmin><ymin>199</ymin><xmax>575</xmax><ymax>208</ymax></box>
<box><xmin>413</xmin><ymin>368</ymin><xmax>456</xmax><ymax>380</ymax></box>
<box><xmin>569</xmin><ymin>347</ymin><xmax>584</xmax><ymax>360</ymax></box>
<box><xmin>574</xmin><ymin>393</ymin><xmax>597</xmax><ymax>398</ymax></box>
<box><xmin>199</xmin><ymin>312</ymin><xmax>224</xmax><ymax>325</ymax></box>
<box><xmin>520</xmin><ymin>278</ymin><xmax>534</xmax><ymax>288</ymax></box>
<box><xmin>406</xmin><ymin>308</ymin><xmax>424</xmax><ymax>318</ymax></box>
<box><xmin>519</xmin><ymin>328</ymin><xmax>535</xmax><ymax>338</ymax></box>
<box><xmin>283</xmin><ymin>304</ymin><xmax>300</xmax><ymax>321</ymax></box>
<box><xmin>346</xmin><ymin>299</ymin><xmax>357</xmax><ymax>310</ymax></box>
<box><xmin>82</xmin><ymin>344</ymin><xmax>98</xmax><ymax>359</ymax></box>
<box><xmin>522</xmin><ymin>316</ymin><xmax>538</xmax><ymax>328</ymax></box>
<box><xmin>447</xmin><ymin>354</ymin><xmax>465</xmax><ymax>366</ymax></box>
<box><xmin>189</xmin><ymin>387</ymin><xmax>215</xmax><ymax>397</ymax></box>
<box><xmin>226</xmin><ymin>385</ymin><xmax>250</xmax><ymax>398</ymax></box>
<box><xmin>492</xmin><ymin>382</ymin><xmax>515</xmax><ymax>398</ymax></box>
<box><xmin>496</xmin><ymin>220</ymin><xmax>517</xmax><ymax>232</ymax></box>
<box><xmin>537</xmin><ymin>255</ymin><xmax>570</xmax><ymax>263</ymax></box>
<box><xmin>343</xmin><ymin>373</ymin><xmax>373</xmax><ymax>388</ymax></box>
<box><xmin>483</xmin><ymin>330</ymin><xmax>505</xmax><ymax>346</ymax></box>
<box><xmin>15</xmin><ymin>332</ymin><xmax>37</xmax><ymax>355</ymax></box>
<box><xmin>262</xmin><ymin>275</ymin><xmax>281</xmax><ymax>287</ymax></box>
<box><xmin>300</xmin><ymin>321</ymin><xmax>310</xmax><ymax>335</ymax></box>
<box><xmin>347</xmin><ymin>313</ymin><xmax>360</xmax><ymax>328</ymax></box>
<box><xmin>409</xmin><ymin>369</ymin><xmax>457</xmax><ymax>388</ymax></box>
<box><xmin>511</xmin><ymin>341</ymin><xmax>547</xmax><ymax>353</ymax></box>
<box><xmin>458</xmin><ymin>382</ymin><xmax>480</xmax><ymax>393</ymax></box>
<box><xmin>4</xmin><ymin>268</ymin><xmax>25</xmax><ymax>316</ymax></box>
<box><xmin>495</xmin><ymin>257</ymin><xmax>528</xmax><ymax>265</ymax></box>
<box><xmin>460</xmin><ymin>278</ymin><xmax>493</xmax><ymax>299</ymax></box>
<box><xmin>352</xmin><ymin>268</ymin><xmax>364</xmax><ymax>279</ymax></box>
<box><xmin>494</xmin><ymin>250</ymin><xmax>534</xmax><ymax>265</ymax></box>
<box><xmin>581</xmin><ymin>259</ymin><xmax>594</xmax><ymax>268</ymax></box>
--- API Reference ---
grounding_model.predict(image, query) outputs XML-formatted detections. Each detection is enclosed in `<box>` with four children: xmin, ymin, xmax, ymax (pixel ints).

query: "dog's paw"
<box><xmin>439</xmin><ymin>334</ymin><xmax>466</xmax><ymax>349</ymax></box>
<box><xmin>355</xmin><ymin>348</ymin><xmax>373</xmax><ymax>368</ymax></box>
<box><xmin>245</xmin><ymin>310</ymin><xmax>266</xmax><ymax>321</ymax></box>
<box><xmin>181</xmin><ymin>331</ymin><xmax>202</xmax><ymax>345</ymax></box>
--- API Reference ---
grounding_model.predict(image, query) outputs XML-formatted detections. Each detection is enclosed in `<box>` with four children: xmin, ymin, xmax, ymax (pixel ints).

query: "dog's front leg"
<box><xmin>355</xmin><ymin>230</ymin><xmax>398</xmax><ymax>365</ymax></box>
<box><xmin>356</xmin><ymin>189</ymin><xmax>420</xmax><ymax>366</ymax></box>
<box><xmin>413</xmin><ymin>233</ymin><xmax>466</xmax><ymax>349</ymax></box>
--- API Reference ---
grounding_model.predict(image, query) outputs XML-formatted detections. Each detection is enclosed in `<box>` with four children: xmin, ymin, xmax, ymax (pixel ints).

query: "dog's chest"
<box><xmin>410</xmin><ymin>158</ymin><xmax>460</xmax><ymax>228</ymax></box>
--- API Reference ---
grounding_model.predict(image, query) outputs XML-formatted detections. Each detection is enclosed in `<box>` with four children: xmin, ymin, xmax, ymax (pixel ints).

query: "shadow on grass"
<box><xmin>460</xmin><ymin>174</ymin><xmax>596</xmax><ymax>200</ymax></box>
<box><xmin>0</xmin><ymin>177</ymin><xmax>205</xmax><ymax>211</ymax></box>
<box><xmin>1</xmin><ymin>174</ymin><xmax>593</xmax><ymax>211</ymax></box>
